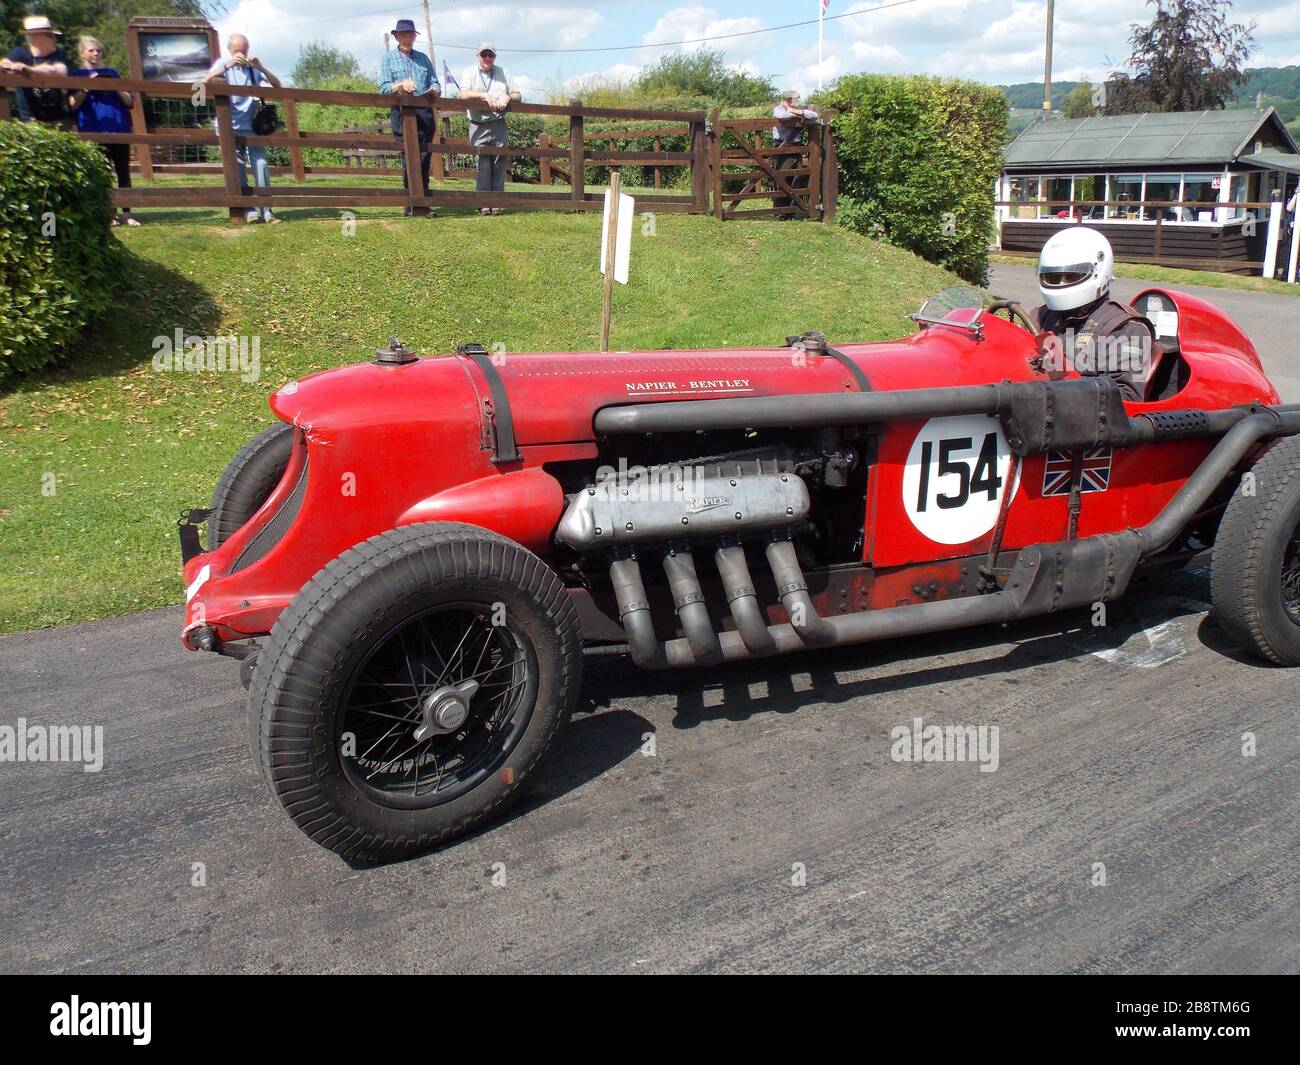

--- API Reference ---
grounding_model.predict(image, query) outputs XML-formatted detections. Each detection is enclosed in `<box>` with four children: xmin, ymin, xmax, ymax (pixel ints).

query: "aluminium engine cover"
<box><xmin>556</xmin><ymin>466</ymin><xmax>810</xmax><ymax>550</ymax></box>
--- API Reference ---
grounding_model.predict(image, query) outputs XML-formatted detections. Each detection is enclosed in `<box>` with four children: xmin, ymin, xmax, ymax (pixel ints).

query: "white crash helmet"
<box><xmin>1037</xmin><ymin>227</ymin><xmax>1115</xmax><ymax>312</ymax></box>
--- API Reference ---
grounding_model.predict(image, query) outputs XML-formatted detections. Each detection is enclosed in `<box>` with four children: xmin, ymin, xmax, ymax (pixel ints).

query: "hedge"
<box><xmin>1</xmin><ymin>121</ymin><xmax>123</xmax><ymax>382</ymax></box>
<box><xmin>816</xmin><ymin>75</ymin><xmax>1007</xmax><ymax>285</ymax></box>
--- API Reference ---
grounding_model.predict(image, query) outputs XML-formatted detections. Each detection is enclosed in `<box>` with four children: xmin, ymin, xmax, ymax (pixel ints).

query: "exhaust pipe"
<box><xmin>764</xmin><ymin>538</ymin><xmax>835</xmax><ymax>646</ymax></box>
<box><xmin>715</xmin><ymin>543</ymin><xmax>777</xmax><ymax>656</ymax></box>
<box><xmin>663</xmin><ymin>549</ymin><xmax>722</xmax><ymax>665</ymax></box>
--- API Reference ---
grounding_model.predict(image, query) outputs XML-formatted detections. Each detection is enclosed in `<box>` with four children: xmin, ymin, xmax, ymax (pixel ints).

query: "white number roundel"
<box><xmin>901</xmin><ymin>415</ymin><xmax>1019</xmax><ymax>545</ymax></box>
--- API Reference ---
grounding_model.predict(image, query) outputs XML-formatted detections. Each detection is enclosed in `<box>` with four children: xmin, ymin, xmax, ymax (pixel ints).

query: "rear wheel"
<box><xmin>208</xmin><ymin>422</ymin><xmax>294</xmax><ymax>549</ymax></box>
<box><xmin>248</xmin><ymin>522</ymin><xmax>582</xmax><ymax>862</ymax></box>
<box><xmin>1211</xmin><ymin>435</ymin><xmax>1300</xmax><ymax>665</ymax></box>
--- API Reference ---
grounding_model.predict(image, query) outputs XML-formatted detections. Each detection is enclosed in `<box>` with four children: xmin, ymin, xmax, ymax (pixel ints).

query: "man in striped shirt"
<box><xmin>379</xmin><ymin>19</ymin><xmax>440</xmax><ymax>207</ymax></box>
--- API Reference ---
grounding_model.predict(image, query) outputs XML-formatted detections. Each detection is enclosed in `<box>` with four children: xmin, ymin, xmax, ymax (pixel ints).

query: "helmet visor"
<box><xmin>1039</xmin><ymin>262</ymin><xmax>1094</xmax><ymax>288</ymax></box>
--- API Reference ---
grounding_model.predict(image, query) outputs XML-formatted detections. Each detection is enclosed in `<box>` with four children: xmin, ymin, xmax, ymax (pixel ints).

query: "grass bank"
<box><xmin>0</xmin><ymin>206</ymin><xmax>958</xmax><ymax>633</ymax></box>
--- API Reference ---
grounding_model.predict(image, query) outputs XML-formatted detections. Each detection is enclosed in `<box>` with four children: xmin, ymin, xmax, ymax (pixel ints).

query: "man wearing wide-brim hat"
<box><xmin>1</xmin><ymin>16</ymin><xmax>71</xmax><ymax>124</ymax></box>
<box><xmin>455</xmin><ymin>43</ymin><xmax>521</xmax><ymax>213</ymax></box>
<box><xmin>379</xmin><ymin>18</ymin><xmax>440</xmax><ymax>212</ymax></box>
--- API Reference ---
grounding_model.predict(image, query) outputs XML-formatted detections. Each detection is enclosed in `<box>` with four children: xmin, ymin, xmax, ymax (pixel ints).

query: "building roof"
<box><xmin>1004</xmin><ymin>108</ymin><xmax>1297</xmax><ymax>170</ymax></box>
<box><xmin>1240</xmin><ymin>150</ymin><xmax>1300</xmax><ymax>175</ymax></box>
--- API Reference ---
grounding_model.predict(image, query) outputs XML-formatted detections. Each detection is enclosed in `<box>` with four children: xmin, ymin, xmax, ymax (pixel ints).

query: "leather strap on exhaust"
<box><xmin>459</xmin><ymin>343</ymin><xmax>519</xmax><ymax>464</ymax></box>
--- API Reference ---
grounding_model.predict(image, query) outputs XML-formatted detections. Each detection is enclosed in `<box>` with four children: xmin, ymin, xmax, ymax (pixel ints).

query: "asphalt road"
<box><xmin>1</xmin><ymin>273</ymin><xmax>1297</xmax><ymax>974</ymax></box>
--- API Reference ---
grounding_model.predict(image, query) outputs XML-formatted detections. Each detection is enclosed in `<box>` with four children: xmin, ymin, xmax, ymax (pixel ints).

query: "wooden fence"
<box><xmin>0</xmin><ymin>72</ymin><xmax>837</xmax><ymax>224</ymax></box>
<box><xmin>996</xmin><ymin>198</ymin><xmax>1290</xmax><ymax>276</ymax></box>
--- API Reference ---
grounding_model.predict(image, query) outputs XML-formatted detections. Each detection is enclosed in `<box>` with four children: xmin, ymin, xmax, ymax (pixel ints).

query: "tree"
<box><xmin>1063</xmin><ymin>81</ymin><xmax>1097</xmax><ymax>118</ymax></box>
<box><xmin>633</xmin><ymin>49</ymin><xmax>775</xmax><ymax>107</ymax></box>
<box><xmin>291</xmin><ymin>40</ymin><xmax>361</xmax><ymax>88</ymax></box>
<box><xmin>1104</xmin><ymin>0</ymin><xmax>1254</xmax><ymax>114</ymax></box>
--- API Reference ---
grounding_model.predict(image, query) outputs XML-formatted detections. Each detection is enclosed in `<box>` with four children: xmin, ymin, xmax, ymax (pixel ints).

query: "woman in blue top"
<box><xmin>69</xmin><ymin>37</ymin><xmax>139</xmax><ymax>226</ymax></box>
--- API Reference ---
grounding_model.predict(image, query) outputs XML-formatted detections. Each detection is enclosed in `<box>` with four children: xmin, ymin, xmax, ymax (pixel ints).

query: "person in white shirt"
<box><xmin>457</xmin><ymin>43</ymin><xmax>520</xmax><ymax>213</ymax></box>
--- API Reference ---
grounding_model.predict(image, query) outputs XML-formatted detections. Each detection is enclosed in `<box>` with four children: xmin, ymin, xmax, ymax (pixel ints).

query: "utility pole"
<box><xmin>423</xmin><ymin>0</ymin><xmax>435</xmax><ymax>71</ymax></box>
<box><xmin>1043</xmin><ymin>0</ymin><xmax>1055</xmax><ymax>120</ymax></box>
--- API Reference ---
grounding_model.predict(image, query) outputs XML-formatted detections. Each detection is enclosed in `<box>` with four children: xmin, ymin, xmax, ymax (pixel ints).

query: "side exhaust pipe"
<box><xmin>715</xmin><ymin>544</ymin><xmax>776</xmax><ymax>656</ymax></box>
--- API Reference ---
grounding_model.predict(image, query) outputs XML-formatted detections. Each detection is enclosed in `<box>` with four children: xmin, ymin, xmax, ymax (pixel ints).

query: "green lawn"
<box><xmin>0</xmin><ymin>205</ymin><xmax>958</xmax><ymax>634</ymax></box>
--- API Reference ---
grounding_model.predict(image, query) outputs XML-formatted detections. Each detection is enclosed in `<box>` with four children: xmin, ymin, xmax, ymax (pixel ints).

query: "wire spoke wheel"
<box><xmin>1282</xmin><ymin>523</ymin><xmax>1300</xmax><ymax>627</ymax></box>
<box><xmin>250</xmin><ymin>522</ymin><xmax>581</xmax><ymax>862</ymax></box>
<box><xmin>340</xmin><ymin>602</ymin><xmax>537</xmax><ymax>807</ymax></box>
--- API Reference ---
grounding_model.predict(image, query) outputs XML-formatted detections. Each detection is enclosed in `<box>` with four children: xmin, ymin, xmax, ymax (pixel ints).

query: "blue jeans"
<box><xmin>236</xmin><ymin>141</ymin><xmax>273</xmax><ymax>220</ymax></box>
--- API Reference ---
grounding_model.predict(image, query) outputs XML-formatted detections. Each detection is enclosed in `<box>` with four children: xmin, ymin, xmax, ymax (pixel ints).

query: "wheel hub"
<box><xmin>414</xmin><ymin>679</ymin><xmax>480</xmax><ymax>742</ymax></box>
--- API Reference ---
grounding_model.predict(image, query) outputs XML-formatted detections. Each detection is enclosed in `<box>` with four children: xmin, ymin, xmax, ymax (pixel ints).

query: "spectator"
<box><xmin>771</xmin><ymin>89</ymin><xmax>819</xmax><ymax>220</ymax></box>
<box><xmin>69</xmin><ymin>37</ymin><xmax>139</xmax><ymax>227</ymax></box>
<box><xmin>379</xmin><ymin>18</ymin><xmax>439</xmax><ymax>215</ymax></box>
<box><xmin>1</xmin><ymin>15</ymin><xmax>69</xmax><ymax>125</ymax></box>
<box><xmin>458</xmin><ymin>43</ymin><xmax>519</xmax><ymax>215</ymax></box>
<box><xmin>204</xmin><ymin>35</ymin><xmax>281</xmax><ymax>224</ymax></box>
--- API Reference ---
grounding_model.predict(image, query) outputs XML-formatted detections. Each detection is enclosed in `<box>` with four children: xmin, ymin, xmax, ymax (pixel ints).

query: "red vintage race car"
<box><xmin>179</xmin><ymin>286</ymin><xmax>1300</xmax><ymax>862</ymax></box>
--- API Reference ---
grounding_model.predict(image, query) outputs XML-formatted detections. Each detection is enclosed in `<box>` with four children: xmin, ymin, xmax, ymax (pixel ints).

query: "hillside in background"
<box><xmin>998</xmin><ymin>68</ymin><xmax>1300</xmax><ymax>142</ymax></box>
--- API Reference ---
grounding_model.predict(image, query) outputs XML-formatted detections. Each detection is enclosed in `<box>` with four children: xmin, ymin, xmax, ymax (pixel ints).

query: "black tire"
<box><xmin>1210</xmin><ymin>435</ymin><xmax>1300</xmax><ymax>665</ymax></box>
<box><xmin>208</xmin><ymin>422</ymin><xmax>294</xmax><ymax>549</ymax></box>
<box><xmin>247</xmin><ymin>522</ymin><xmax>582</xmax><ymax>863</ymax></box>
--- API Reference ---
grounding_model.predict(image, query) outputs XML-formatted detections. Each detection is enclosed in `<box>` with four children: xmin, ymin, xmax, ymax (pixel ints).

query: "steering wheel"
<box><xmin>986</xmin><ymin>298</ymin><xmax>1038</xmax><ymax>334</ymax></box>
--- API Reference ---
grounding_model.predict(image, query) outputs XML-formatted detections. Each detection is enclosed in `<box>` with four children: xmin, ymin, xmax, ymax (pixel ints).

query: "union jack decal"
<box><xmin>1042</xmin><ymin>447</ymin><xmax>1113</xmax><ymax>496</ymax></box>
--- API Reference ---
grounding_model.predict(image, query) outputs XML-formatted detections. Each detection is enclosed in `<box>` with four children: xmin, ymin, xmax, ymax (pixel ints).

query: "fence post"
<box><xmin>284</xmin><ymin>98</ymin><xmax>306</xmax><ymax>182</ymax></box>
<box><xmin>431</xmin><ymin>109</ymin><xmax>444</xmax><ymax>183</ymax></box>
<box><xmin>653</xmin><ymin>136</ymin><xmax>662</xmax><ymax>189</ymax></box>
<box><xmin>710</xmin><ymin>108</ymin><xmax>723</xmax><ymax>220</ymax></box>
<box><xmin>539</xmin><ymin>132</ymin><xmax>551</xmax><ymax>185</ymax></box>
<box><xmin>0</xmin><ymin>92</ymin><xmax>9</xmax><ymax>120</ymax></box>
<box><xmin>1263</xmin><ymin>197</ymin><xmax>1282</xmax><ymax>279</ymax></box>
<box><xmin>129</xmin><ymin>87</ymin><xmax>154</xmax><ymax>182</ymax></box>
<box><xmin>433</xmin><ymin>114</ymin><xmax>449</xmax><ymax>183</ymax></box>
<box><xmin>213</xmin><ymin>94</ymin><xmax>246</xmax><ymax>224</ymax></box>
<box><xmin>807</xmin><ymin>124</ymin><xmax>823</xmax><ymax>221</ymax></box>
<box><xmin>569</xmin><ymin>98</ymin><xmax>584</xmax><ymax>204</ymax></box>
<box><xmin>1288</xmin><ymin>205</ymin><xmax>1300</xmax><ymax>284</ymax></box>
<box><xmin>821</xmin><ymin>115</ymin><xmax>838</xmax><ymax>224</ymax></box>
<box><xmin>689</xmin><ymin>117</ymin><xmax>707</xmax><ymax>213</ymax></box>
<box><xmin>402</xmin><ymin>104</ymin><xmax>428</xmax><ymax>216</ymax></box>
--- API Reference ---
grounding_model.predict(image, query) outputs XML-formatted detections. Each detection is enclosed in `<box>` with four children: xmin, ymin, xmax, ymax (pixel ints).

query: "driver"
<box><xmin>1031</xmin><ymin>228</ymin><xmax>1154</xmax><ymax>401</ymax></box>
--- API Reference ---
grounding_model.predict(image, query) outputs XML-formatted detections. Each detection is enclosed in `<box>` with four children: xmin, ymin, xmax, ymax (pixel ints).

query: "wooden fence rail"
<box><xmin>1</xmin><ymin>72</ymin><xmax>838</xmax><ymax>223</ymax></box>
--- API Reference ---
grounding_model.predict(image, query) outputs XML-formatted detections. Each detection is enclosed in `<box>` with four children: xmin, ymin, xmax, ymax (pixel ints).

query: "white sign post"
<box><xmin>599</xmin><ymin>171</ymin><xmax>634</xmax><ymax>351</ymax></box>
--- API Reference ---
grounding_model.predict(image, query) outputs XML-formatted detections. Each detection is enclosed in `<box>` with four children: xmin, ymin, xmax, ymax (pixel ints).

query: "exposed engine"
<box><xmin>551</xmin><ymin>433</ymin><xmax>866</xmax><ymax>666</ymax></box>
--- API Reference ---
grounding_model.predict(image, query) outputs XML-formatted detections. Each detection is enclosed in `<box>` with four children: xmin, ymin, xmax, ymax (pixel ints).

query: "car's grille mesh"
<box><xmin>229</xmin><ymin>455</ymin><xmax>309</xmax><ymax>574</ymax></box>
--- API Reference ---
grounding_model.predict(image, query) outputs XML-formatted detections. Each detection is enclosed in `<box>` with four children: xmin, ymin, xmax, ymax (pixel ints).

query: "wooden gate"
<box><xmin>709</xmin><ymin>112</ymin><xmax>837</xmax><ymax>222</ymax></box>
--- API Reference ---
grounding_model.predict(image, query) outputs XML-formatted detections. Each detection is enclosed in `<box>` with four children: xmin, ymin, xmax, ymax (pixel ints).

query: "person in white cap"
<box><xmin>456</xmin><ymin>43</ymin><xmax>520</xmax><ymax>213</ymax></box>
<box><xmin>2</xmin><ymin>15</ymin><xmax>70</xmax><ymax>124</ymax></box>
<box><xmin>771</xmin><ymin>89</ymin><xmax>818</xmax><ymax>219</ymax></box>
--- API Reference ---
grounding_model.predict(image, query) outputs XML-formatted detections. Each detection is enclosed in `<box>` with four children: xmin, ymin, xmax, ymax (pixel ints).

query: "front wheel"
<box><xmin>1210</xmin><ymin>435</ymin><xmax>1300</xmax><ymax>665</ymax></box>
<box><xmin>248</xmin><ymin>522</ymin><xmax>583</xmax><ymax>862</ymax></box>
<box><xmin>208</xmin><ymin>422</ymin><xmax>294</xmax><ymax>549</ymax></box>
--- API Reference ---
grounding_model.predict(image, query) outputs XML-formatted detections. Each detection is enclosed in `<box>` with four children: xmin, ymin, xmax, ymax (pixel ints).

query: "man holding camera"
<box><xmin>205</xmin><ymin>35</ymin><xmax>282</xmax><ymax>224</ymax></box>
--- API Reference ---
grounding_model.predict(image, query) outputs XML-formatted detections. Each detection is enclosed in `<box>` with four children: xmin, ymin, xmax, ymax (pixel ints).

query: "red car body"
<box><xmin>181</xmin><ymin>287</ymin><xmax>1278</xmax><ymax>651</ymax></box>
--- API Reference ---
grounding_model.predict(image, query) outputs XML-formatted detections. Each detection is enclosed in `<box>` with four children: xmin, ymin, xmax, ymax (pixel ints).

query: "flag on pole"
<box><xmin>443</xmin><ymin>60</ymin><xmax>459</xmax><ymax>94</ymax></box>
<box><xmin>818</xmin><ymin>0</ymin><xmax>827</xmax><ymax>90</ymax></box>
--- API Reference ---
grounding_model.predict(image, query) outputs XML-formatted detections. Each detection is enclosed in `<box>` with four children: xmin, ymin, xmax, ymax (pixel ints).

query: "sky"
<box><xmin>210</xmin><ymin>0</ymin><xmax>1300</xmax><ymax>98</ymax></box>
